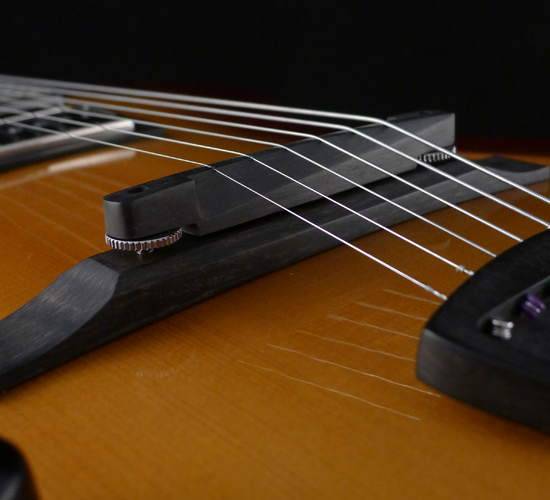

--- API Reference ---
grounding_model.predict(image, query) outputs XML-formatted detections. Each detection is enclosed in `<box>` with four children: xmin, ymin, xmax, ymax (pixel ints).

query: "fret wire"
<box><xmin>0</xmin><ymin>88</ymin><xmax>523</xmax><ymax>243</ymax></box>
<box><xmin>0</xmin><ymin>111</ymin><xmax>448</xmax><ymax>301</ymax></box>
<box><xmin>0</xmin><ymin>104</ymin><xmax>474</xmax><ymax>274</ymax></box>
<box><xmin>2</xmin><ymin>76</ymin><xmax>549</xmax><ymax>214</ymax></box>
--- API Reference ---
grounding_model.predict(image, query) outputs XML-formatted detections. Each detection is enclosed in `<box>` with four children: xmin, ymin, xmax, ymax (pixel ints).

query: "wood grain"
<box><xmin>0</xmin><ymin>136</ymin><xmax>549</xmax><ymax>499</ymax></box>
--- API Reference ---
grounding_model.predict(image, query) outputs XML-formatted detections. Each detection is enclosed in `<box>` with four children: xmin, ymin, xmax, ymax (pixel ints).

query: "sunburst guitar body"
<box><xmin>0</xmin><ymin>80</ymin><xmax>549</xmax><ymax>499</ymax></box>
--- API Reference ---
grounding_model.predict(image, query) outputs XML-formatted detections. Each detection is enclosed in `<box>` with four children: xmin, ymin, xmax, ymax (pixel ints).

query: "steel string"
<box><xmin>0</xmin><ymin>108</ymin><xmax>449</xmax><ymax>300</ymax></box>
<box><xmin>1</xmin><ymin>75</ymin><xmax>549</xmax><ymax>221</ymax></box>
<box><xmin>0</xmin><ymin>103</ymin><xmax>476</xmax><ymax>275</ymax></box>
<box><xmin>0</xmin><ymin>87</ymin><xmax>523</xmax><ymax>243</ymax></box>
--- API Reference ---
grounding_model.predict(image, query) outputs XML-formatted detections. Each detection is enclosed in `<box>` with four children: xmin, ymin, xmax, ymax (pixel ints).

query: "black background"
<box><xmin>2</xmin><ymin>1</ymin><xmax>550</xmax><ymax>140</ymax></box>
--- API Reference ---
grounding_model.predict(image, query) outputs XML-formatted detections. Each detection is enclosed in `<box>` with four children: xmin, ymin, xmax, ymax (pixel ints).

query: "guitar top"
<box><xmin>0</xmin><ymin>81</ymin><xmax>549</xmax><ymax>499</ymax></box>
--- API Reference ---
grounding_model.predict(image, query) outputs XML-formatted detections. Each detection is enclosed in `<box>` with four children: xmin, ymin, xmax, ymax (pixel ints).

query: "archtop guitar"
<box><xmin>0</xmin><ymin>75</ymin><xmax>549</xmax><ymax>500</ymax></box>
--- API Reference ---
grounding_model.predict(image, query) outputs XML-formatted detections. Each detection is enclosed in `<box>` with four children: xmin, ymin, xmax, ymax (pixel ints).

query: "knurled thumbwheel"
<box><xmin>105</xmin><ymin>228</ymin><xmax>183</xmax><ymax>253</ymax></box>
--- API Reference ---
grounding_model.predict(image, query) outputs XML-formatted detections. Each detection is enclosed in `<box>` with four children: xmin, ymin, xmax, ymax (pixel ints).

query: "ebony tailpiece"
<box><xmin>417</xmin><ymin>230</ymin><xmax>550</xmax><ymax>433</ymax></box>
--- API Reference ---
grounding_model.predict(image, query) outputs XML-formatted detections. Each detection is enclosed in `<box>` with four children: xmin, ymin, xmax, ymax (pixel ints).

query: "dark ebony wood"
<box><xmin>418</xmin><ymin>229</ymin><xmax>550</xmax><ymax>433</ymax></box>
<box><xmin>0</xmin><ymin>439</ymin><xmax>38</xmax><ymax>500</ymax></box>
<box><xmin>103</xmin><ymin>111</ymin><xmax>455</xmax><ymax>239</ymax></box>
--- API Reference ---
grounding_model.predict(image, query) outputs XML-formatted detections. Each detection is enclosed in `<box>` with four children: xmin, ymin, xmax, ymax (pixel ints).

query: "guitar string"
<box><xmin>4</xmin><ymin>76</ymin><xmax>550</xmax><ymax>228</ymax></box>
<box><xmin>1</xmin><ymin>80</ymin><xmax>548</xmax><ymax>229</ymax></box>
<box><xmin>0</xmin><ymin>91</ymin><xmax>543</xmax><ymax>247</ymax></box>
<box><xmin>2</xmin><ymin>78</ymin><xmax>548</xmax><ymax>294</ymax></box>
<box><xmin>0</xmin><ymin>88</ymin><xmax>524</xmax><ymax>243</ymax></box>
<box><xmin>0</xmin><ymin>102</ymin><xmax>452</xmax><ymax>406</ymax></box>
<box><xmin>1</xmin><ymin>77</ymin><xmax>540</xmax><ymax>414</ymax></box>
<box><xmin>1</xmin><ymin>86</ymin><xmax>537</xmax><ymax>242</ymax></box>
<box><xmin>0</xmin><ymin>92</ymin><xmax>505</xmax><ymax>254</ymax></box>
<box><xmin>0</xmin><ymin>104</ymin><xmax>474</xmax><ymax>275</ymax></box>
<box><xmin>53</xmin><ymin>108</ymin><xmax>496</xmax><ymax>256</ymax></box>
<box><xmin>3</xmin><ymin>74</ymin><xmax>549</xmax><ymax>212</ymax></box>
<box><xmin>0</xmin><ymin>112</ymin><xmax>449</xmax><ymax>301</ymax></box>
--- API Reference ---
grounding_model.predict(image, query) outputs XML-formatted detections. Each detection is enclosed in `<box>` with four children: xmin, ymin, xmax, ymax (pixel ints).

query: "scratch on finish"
<box><xmin>36</xmin><ymin>179</ymin><xmax>103</xmax><ymax>211</ymax></box>
<box><xmin>383</xmin><ymin>289</ymin><xmax>443</xmax><ymax>305</ymax></box>
<box><xmin>18</xmin><ymin>188</ymin><xmax>103</xmax><ymax>230</ymax></box>
<box><xmin>135</xmin><ymin>370</ymin><xmax>173</xmax><ymax>378</ymax></box>
<box><xmin>0</xmin><ymin>208</ymin><xmax>78</xmax><ymax>263</ymax></box>
<box><xmin>297</xmin><ymin>330</ymin><xmax>415</xmax><ymax>362</ymax></box>
<box><xmin>74</xmin><ymin>169</ymin><xmax>130</xmax><ymax>190</ymax></box>
<box><xmin>0</xmin><ymin>193</ymin><xmax>104</xmax><ymax>252</ymax></box>
<box><xmin>237</xmin><ymin>360</ymin><xmax>420</xmax><ymax>421</ymax></box>
<box><xmin>57</xmin><ymin>175</ymin><xmax>110</xmax><ymax>196</ymax></box>
<box><xmin>0</xmin><ymin>170</ymin><xmax>51</xmax><ymax>192</ymax></box>
<box><xmin>328</xmin><ymin>314</ymin><xmax>418</xmax><ymax>340</ymax></box>
<box><xmin>355</xmin><ymin>302</ymin><xmax>429</xmax><ymax>321</ymax></box>
<box><xmin>268</xmin><ymin>344</ymin><xmax>439</xmax><ymax>397</ymax></box>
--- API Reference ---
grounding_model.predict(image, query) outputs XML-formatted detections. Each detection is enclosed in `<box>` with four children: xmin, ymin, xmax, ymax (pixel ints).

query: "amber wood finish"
<box><xmin>0</xmin><ymin>135</ymin><xmax>549</xmax><ymax>499</ymax></box>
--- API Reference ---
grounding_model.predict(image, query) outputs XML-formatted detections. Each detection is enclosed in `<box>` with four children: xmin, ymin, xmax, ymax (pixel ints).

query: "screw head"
<box><xmin>491</xmin><ymin>318</ymin><xmax>514</xmax><ymax>339</ymax></box>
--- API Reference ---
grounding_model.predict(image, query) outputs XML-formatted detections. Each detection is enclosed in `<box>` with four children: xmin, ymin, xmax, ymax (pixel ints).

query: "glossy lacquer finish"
<box><xmin>0</xmin><ymin>126</ymin><xmax>549</xmax><ymax>499</ymax></box>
